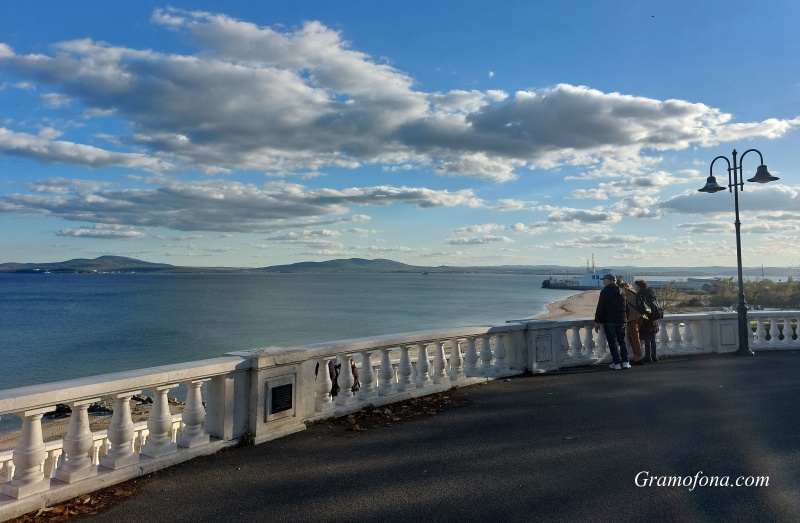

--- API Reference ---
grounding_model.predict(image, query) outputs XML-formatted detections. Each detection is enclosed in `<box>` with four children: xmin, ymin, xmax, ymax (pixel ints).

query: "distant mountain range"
<box><xmin>0</xmin><ymin>255</ymin><xmax>793</xmax><ymax>278</ymax></box>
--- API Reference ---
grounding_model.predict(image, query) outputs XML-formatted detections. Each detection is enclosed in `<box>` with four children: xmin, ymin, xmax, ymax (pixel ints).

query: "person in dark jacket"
<box><xmin>594</xmin><ymin>273</ymin><xmax>630</xmax><ymax>370</ymax></box>
<box><xmin>635</xmin><ymin>280</ymin><xmax>660</xmax><ymax>362</ymax></box>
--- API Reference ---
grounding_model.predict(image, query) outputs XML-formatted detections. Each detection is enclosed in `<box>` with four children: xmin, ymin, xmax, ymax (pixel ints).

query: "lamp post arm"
<box><xmin>709</xmin><ymin>155</ymin><xmax>732</xmax><ymax>190</ymax></box>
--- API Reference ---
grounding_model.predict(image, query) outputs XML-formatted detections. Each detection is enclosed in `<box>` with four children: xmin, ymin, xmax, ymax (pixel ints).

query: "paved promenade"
<box><xmin>86</xmin><ymin>352</ymin><xmax>800</xmax><ymax>523</ymax></box>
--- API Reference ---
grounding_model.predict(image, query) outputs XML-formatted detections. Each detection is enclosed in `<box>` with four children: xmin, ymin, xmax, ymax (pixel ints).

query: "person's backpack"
<box><xmin>648</xmin><ymin>296</ymin><xmax>664</xmax><ymax>320</ymax></box>
<box><xmin>636</xmin><ymin>293</ymin><xmax>651</xmax><ymax>315</ymax></box>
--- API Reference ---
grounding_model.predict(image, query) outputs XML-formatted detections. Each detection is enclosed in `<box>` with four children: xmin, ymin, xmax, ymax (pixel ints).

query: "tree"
<box><xmin>654</xmin><ymin>281</ymin><xmax>682</xmax><ymax>314</ymax></box>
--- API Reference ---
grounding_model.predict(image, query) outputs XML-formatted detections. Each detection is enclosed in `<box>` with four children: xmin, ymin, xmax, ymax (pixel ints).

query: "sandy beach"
<box><xmin>534</xmin><ymin>290</ymin><xmax>599</xmax><ymax>320</ymax></box>
<box><xmin>0</xmin><ymin>292</ymin><xmax>595</xmax><ymax>453</ymax></box>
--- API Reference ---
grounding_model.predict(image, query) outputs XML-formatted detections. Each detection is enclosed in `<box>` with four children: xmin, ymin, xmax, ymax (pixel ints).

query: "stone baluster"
<box><xmin>448</xmin><ymin>338</ymin><xmax>465</xmax><ymax>383</ymax></box>
<box><xmin>92</xmin><ymin>439</ymin><xmax>104</xmax><ymax>465</ymax></box>
<box><xmin>769</xmin><ymin>318</ymin><xmax>781</xmax><ymax>346</ymax></box>
<box><xmin>358</xmin><ymin>350</ymin><xmax>377</xmax><ymax>401</ymax></box>
<box><xmin>464</xmin><ymin>337</ymin><xmax>479</xmax><ymax>377</ymax></box>
<box><xmin>658</xmin><ymin>322</ymin><xmax>670</xmax><ymax>354</ymax></box>
<box><xmin>753</xmin><ymin>318</ymin><xmax>767</xmax><ymax>347</ymax></box>
<box><xmin>494</xmin><ymin>333</ymin><xmax>508</xmax><ymax>372</ymax></box>
<box><xmin>44</xmin><ymin>449</ymin><xmax>62</xmax><ymax>479</ymax></box>
<box><xmin>568</xmin><ymin>325</ymin><xmax>582</xmax><ymax>360</ymax></box>
<box><xmin>594</xmin><ymin>327</ymin><xmax>607</xmax><ymax>361</ymax></box>
<box><xmin>784</xmin><ymin>316</ymin><xmax>797</xmax><ymax>346</ymax></box>
<box><xmin>377</xmin><ymin>348</ymin><xmax>395</xmax><ymax>396</ymax></box>
<box><xmin>683</xmin><ymin>320</ymin><xmax>696</xmax><ymax>352</ymax></box>
<box><xmin>177</xmin><ymin>379</ymin><xmax>210</xmax><ymax>448</ymax></box>
<box><xmin>140</xmin><ymin>385</ymin><xmax>179</xmax><ymax>458</ymax></box>
<box><xmin>479</xmin><ymin>336</ymin><xmax>494</xmax><ymax>376</ymax></box>
<box><xmin>396</xmin><ymin>345</ymin><xmax>414</xmax><ymax>392</ymax></box>
<box><xmin>336</xmin><ymin>354</ymin><xmax>357</xmax><ymax>406</ymax></box>
<box><xmin>416</xmin><ymin>343</ymin><xmax>431</xmax><ymax>388</ymax></box>
<box><xmin>670</xmin><ymin>322</ymin><xmax>682</xmax><ymax>351</ymax></box>
<box><xmin>0</xmin><ymin>457</ymin><xmax>15</xmax><ymax>483</ymax></box>
<box><xmin>315</xmin><ymin>357</ymin><xmax>336</xmax><ymax>412</ymax></box>
<box><xmin>100</xmin><ymin>392</ymin><xmax>140</xmax><ymax>470</ymax></box>
<box><xmin>55</xmin><ymin>398</ymin><xmax>100</xmax><ymax>483</ymax></box>
<box><xmin>432</xmin><ymin>340</ymin><xmax>448</xmax><ymax>384</ymax></box>
<box><xmin>585</xmin><ymin>324</ymin><xmax>596</xmax><ymax>358</ymax></box>
<box><xmin>2</xmin><ymin>406</ymin><xmax>53</xmax><ymax>498</ymax></box>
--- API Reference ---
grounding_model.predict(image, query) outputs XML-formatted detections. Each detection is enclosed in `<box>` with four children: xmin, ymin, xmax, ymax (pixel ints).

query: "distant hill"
<box><xmin>260</xmin><ymin>258</ymin><xmax>431</xmax><ymax>273</ymax></box>
<box><xmin>0</xmin><ymin>256</ymin><xmax>176</xmax><ymax>273</ymax></box>
<box><xmin>0</xmin><ymin>255</ymin><xmax>793</xmax><ymax>278</ymax></box>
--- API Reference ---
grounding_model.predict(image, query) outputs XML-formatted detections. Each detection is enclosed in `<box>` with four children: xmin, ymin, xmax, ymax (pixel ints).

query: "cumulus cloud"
<box><xmin>0</xmin><ymin>8</ymin><xmax>796</xmax><ymax>182</ymax></box>
<box><xmin>0</xmin><ymin>178</ymin><xmax>479</xmax><ymax>234</ymax></box>
<box><xmin>56</xmin><ymin>224</ymin><xmax>146</xmax><ymax>239</ymax></box>
<box><xmin>446</xmin><ymin>235</ymin><xmax>513</xmax><ymax>245</ymax></box>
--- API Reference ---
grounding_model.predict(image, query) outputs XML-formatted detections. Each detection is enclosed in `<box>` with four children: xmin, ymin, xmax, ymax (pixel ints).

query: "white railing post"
<box><xmin>569</xmin><ymin>325</ymin><xmax>582</xmax><ymax>359</ymax></box>
<box><xmin>416</xmin><ymin>343</ymin><xmax>431</xmax><ymax>388</ymax></box>
<box><xmin>432</xmin><ymin>340</ymin><xmax>447</xmax><ymax>384</ymax></box>
<box><xmin>479</xmin><ymin>336</ymin><xmax>494</xmax><ymax>376</ymax></box>
<box><xmin>592</xmin><ymin>325</ymin><xmax>605</xmax><ymax>360</ymax></box>
<box><xmin>140</xmin><ymin>384</ymin><xmax>179</xmax><ymax>458</ymax></box>
<box><xmin>494</xmin><ymin>333</ymin><xmax>508</xmax><ymax>372</ymax></box>
<box><xmin>585</xmin><ymin>324</ymin><xmax>597</xmax><ymax>359</ymax></box>
<box><xmin>336</xmin><ymin>355</ymin><xmax>357</xmax><ymax>406</ymax></box>
<box><xmin>752</xmin><ymin>317</ymin><xmax>766</xmax><ymax>347</ymax></box>
<box><xmin>2</xmin><ymin>407</ymin><xmax>53</xmax><ymax>498</ymax></box>
<box><xmin>670</xmin><ymin>322</ymin><xmax>682</xmax><ymax>352</ymax></box>
<box><xmin>464</xmin><ymin>337</ymin><xmax>479</xmax><ymax>377</ymax></box>
<box><xmin>448</xmin><ymin>338</ymin><xmax>465</xmax><ymax>383</ymax></box>
<box><xmin>55</xmin><ymin>398</ymin><xmax>100</xmax><ymax>483</ymax></box>
<box><xmin>658</xmin><ymin>322</ymin><xmax>670</xmax><ymax>354</ymax></box>
<box><xmin>357</xmin><ymin>350</ymin><xmax>377</xmax><ymax>401</ymax></box>
<box><xmin>769</xmin><ymin>317</ymin><xmax>781</xmax><ymax>347</ymax></box>
<box><xmin>396</xmin><ymin>345</ymin><xmax>413</xmax><ymax>392</ymax></box>
<box><xmin>100</xmin><ymin>392</ymin><xmax>140</xmax><ymax>469</ymax></box>
<box><xmin>683</xmin><ymin>320</ymin><xmax>697</xmax><ymax>352</ymax></box>
<box><xmin>315</xmin><ymin>357</ymin><xmax>336</xmax><ymax>412</ymax></box>
<box><xmin>177</xmin><ymin>379</ymin><xmax>210</xmax><ymax>448</ymax></box>
<box><xmin>377</xmin><ymin>348</ymin><xmax>395</xmax><ymax>396</ymax></box>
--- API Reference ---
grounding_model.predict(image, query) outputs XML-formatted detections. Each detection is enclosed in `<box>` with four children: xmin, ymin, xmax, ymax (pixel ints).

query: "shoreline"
<box><xmin>0</xmin><ymin>292</ymin><xmax>597</xmax><ymax>452</ymax></box>
<box><xmin>534</xmin><ymin>290</ymin><xmax>599</xmax><ymax>320</ymax></box>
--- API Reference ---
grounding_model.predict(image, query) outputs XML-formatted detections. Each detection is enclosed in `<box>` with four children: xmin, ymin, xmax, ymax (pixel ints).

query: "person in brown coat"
<box><xmin>619</xmin><ymin>279</ymin><xmax>644</xmax><ymax>365</ymax></box>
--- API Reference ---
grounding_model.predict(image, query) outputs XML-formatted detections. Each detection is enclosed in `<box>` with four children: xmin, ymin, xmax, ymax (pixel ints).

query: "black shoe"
<box><xmin>633</xmin><ymin>359</ymin><xmax>645</xmax><ymax>365</ymax></box>
<box><xmin>651</xmin><ymin>357</ymin><xmax>659</xmax><ymax>363</ymax></box>
<box><xmin>643</xmin><ymin>357</ymin><xmax>652</xmax><ymax>363</ymax></box>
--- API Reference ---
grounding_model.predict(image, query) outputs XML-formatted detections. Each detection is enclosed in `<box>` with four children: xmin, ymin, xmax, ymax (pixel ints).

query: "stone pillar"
<box><xmin>448</xmin><ymin>338</ymin><xmax>465</xmax><ymax>383</ymax></box>
<box><xmin>494</xmin><ymin>333</ymin><xmax>508</xmax><ymax>372</ymax></box>
<box><xmin>177</xmin><ymin>380</ymin><xmax>211</xmax><ymax>448</ymax></box>
<box><xmin>479</xmin><ymin>336</ymin><xmax>493</xmax><ymax>376</ymax></box>
<box><xmin>377</xmin><ymin>348</ymin><xmax>395</xmax><ymax>396</ymax></box>
<box><xmin>464</xmin><ymin>337</ymin><xmax>479</xmax><ymax>377</ymax></box>
<box><xmin>55</xmin><ymin>398</ymin><xmax>100</xmax><ymax>483</ymax></box>
<box><xmin>357</xmin><ymin>350</ymin><xmax>377</xmax><ymax>401</ymax></box>
<box><xmin>431</xmin><ymin>340</ymin><xmax>447</xmax><ymax>384</ymax></box>
<box><xmin>140</xmin><ymin>385</ymin><xmax>179</xmax><ymax>458</ymax></box>
<box><xmin>315</xmin><ymin>357</ymin><xmax>335</xmax><ymax>412</ymax></box>
<box><xmin>2</xmin><ymin>406</ymin><xmax>53</xmax><ymax>498</ymax></box>
<box><xmin>415</xmin><ymin>343</ymin><xmax>431</xmax><ymax>388</ymax></box>
<box><xmin>396</xmin><ymin>345</ymin><xmax>413</xmax><ymax>392</ymax></box>
<box><xmin>100</xmin><ymin>392</ymin><xmax>140</xmax><ymax>470</ymax></box>
<box><xmin>336</xmin><ymin>355</ymin><xmax>357</xmax><ymax>406</ymax></box>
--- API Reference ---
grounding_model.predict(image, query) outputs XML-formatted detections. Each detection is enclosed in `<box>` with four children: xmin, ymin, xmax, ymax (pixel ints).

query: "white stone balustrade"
<box><xmin>2</xmin><ymin>313</ymin><xmax>799</xmax><ymax>521</ymax></box>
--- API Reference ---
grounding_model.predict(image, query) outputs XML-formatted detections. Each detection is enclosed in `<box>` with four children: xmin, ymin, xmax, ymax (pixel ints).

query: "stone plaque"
<box><xmin>270</xmin><ymin>383</ymin><xmax>293</xmax><ymax>414</ymax></box>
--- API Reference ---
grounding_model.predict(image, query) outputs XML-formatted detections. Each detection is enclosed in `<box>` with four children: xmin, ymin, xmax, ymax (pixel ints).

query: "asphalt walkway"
<box><xmin>86</xmin><ymin>352</ymin><xmax>800</xmax><ymax>523</ymax></box>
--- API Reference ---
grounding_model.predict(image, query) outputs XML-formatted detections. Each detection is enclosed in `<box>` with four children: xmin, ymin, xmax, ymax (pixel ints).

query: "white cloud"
<box><xmin>0</xmin><ymin>10</ymin><xmax>795</xmax><ymax>182</ymax></box>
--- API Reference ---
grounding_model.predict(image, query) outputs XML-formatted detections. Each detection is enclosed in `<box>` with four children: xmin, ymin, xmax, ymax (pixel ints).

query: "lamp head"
<box><xmin>698</xmin><ymin>175</ymin><xmax>726</xmax><ymax>193</ymax></box>
<box><xmin>747</xmin><ymin>164</ymin><xmax>779</xmax><ymax>183</ymax></box>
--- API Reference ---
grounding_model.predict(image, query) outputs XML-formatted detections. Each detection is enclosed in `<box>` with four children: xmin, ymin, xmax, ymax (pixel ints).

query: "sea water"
<box><xmin>0</xmin><ymin>272</ymin><xmax>577</xmax><ymax>433</ymax></box>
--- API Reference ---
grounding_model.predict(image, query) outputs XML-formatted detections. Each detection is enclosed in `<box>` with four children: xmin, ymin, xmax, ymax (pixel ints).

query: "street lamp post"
<box><xmin>698</xmin><ymin>148</ymin><xmax>779</xmax><ymax>355</ymax></box>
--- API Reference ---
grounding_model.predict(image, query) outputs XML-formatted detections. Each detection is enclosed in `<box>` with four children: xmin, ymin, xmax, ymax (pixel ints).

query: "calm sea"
<box><xmin>0</xmin><ymin>272</ymin><xmax>576</xmax><ymax>423</ymax></box>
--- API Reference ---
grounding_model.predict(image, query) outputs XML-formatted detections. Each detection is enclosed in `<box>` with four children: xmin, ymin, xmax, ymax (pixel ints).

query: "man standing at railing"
<box><xmin>594</xmin><ymin>273</ymin><xmax>631</xmax><ymax>370</ymax></box>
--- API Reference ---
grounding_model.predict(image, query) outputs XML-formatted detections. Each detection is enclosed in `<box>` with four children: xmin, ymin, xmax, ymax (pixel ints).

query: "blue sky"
<box><xmin>1</xmin><ymin>1</ymin><xmax>798</xmax><ymax>269</ymax></box>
